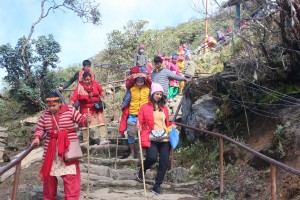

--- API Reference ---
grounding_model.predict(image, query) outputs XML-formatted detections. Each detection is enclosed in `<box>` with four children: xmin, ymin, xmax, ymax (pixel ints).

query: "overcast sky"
<box><xmin>0</xmin><ymin>0</ymin><xmax>198</xmax><ymax>66</ymax></box>
<box><xmin>0</xmin><ymin>0</ymin><xmax>224</xmax><ymax>90</ymax></box>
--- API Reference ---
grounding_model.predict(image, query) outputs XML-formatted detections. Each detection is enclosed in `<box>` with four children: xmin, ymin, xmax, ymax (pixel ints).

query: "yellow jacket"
<box><xmin>129</xmin><ymin>85</ymin><xmax>150</xmax><ymax>115</ymax></box>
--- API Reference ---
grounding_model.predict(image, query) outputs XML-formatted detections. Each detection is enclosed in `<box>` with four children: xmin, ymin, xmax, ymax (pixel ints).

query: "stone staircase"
<box><xmin>26</xmin><ymin>118</ymin><xmax>198</xmax><ymax>199</ymax></box>
<box><xmin>168</xmin><ymin>95</ymin><xmax>183</xmax><ymax>121</ymax></box>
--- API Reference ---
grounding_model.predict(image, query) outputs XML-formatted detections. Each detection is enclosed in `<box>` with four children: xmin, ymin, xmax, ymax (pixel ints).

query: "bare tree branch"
<box><xmin>20</xmin><ymin>0</ymin><xmax>101</xmax><ymax>84</ymax></box>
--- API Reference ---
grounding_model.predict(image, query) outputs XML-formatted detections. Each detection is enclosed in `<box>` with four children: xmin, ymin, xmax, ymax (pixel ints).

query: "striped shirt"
<box><xmin>33</xmin><ymin>105</ymin><xmax>87</xmax><ymax>162</ymax></box>
<box><xmin>151</xmin><ymin>68</ymin><xmax>186</xmax><ymax>96</ymax></box>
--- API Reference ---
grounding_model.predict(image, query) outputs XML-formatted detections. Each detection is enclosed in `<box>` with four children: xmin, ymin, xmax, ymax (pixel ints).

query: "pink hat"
<box><xmin>139</xmin><ymin>45</ymin><xmax>145</xmax><ymax>49</ymax></box>
<box><xmin>151</xmin><ymin>83</ymin><xmax>164</xmax><ymax>96</ymax></box>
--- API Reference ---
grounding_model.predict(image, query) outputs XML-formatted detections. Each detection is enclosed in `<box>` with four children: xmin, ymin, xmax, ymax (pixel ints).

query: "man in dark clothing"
<box><xmin>58</xmin><ymin>60</ymin><xmax>95</xmax><ymax>109</ymax></box>
<box><xmin>134</xmin><ymin>45</ymin><xmax>148</xmax><ymax>73</ymax></box>
<box><xmin>58</xmin><ymin>60</ymin><xmax>94</xmax><ymax>90</ymax></box>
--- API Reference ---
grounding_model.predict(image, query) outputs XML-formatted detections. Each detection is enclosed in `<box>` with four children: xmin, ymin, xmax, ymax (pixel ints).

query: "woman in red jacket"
<box><xmin>71</xmin><ymin>71</ymin><xmax>109</xmax><ymax>145</ymax></box>
<box><xmin>136</xmin><ymin>83</ymin><xmax>175</xmax><ymax>195</ymax></box>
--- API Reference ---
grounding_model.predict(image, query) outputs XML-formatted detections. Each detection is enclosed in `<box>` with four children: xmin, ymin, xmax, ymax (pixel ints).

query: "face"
<box><xmin>172</xmin><ymin>58</ymin><xmax>177</xmax><ymax>63</ymax></box>
<box><xmin>47</xmin><ymin>101</ymin><xmax>61</xmax><ymax>114</ymax></box>
<box><xmin>83</xmin><ymin>65</ymin><xmax>91</xmax><ymax>72</ymax></box>
<box><xmin>153</xmin><ymin>91</ymin><xmax>163</xmax><ymax>102</ymax></box>
<box><xmin>155</xmin><ymin>62</ymin><xmax>162</xmax><ymax>69</ymax></box>
<box><xmin>136</xmin><ymin>80</ymin><xmax>145</xmax><ymax>89</ymax></box>
<box><xmin>82</xmin><ymin>76</ymin><xmax>92</xmax><ymax>85</ymax></box>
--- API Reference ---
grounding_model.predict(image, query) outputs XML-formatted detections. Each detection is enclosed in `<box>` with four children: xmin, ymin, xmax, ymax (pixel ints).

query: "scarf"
<box><xmin>39</xmin><ymin>112</ymin><xmax>75</xmax><ymax>182</ymax></box>
<box><xmin>81</xmin><ymin>80</ymin><xmax>94</xmax><ymax>94</ymax></box>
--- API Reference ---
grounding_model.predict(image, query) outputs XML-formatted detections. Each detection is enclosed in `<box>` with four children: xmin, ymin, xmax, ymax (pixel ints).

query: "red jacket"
<box><xmin>119</xmin><ymin>106</ymin><xmax>129</xmax><ymax>134</ymax></box>
<box><xmin>71</xmin><ymin>80</ymin><xmax>104</xmax><ymax>115</ymax></box>
<box><xmin>138</xmin><ymin>101</ymin><xmax>171</xmax><ymax>148</ymax></box>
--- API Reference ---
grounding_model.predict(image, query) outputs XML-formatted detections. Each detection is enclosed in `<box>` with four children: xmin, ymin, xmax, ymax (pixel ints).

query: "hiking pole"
<box><xmin>87</xmin><ymin>108</ymin><xmax>90</xmax><ymax>200</ymax></box>
<box><xmin>115</xmin><ymin>116</ymin><xmax>121</xmax><ymax>170</ymax></box>
<box><xmin>115</xmin><ymin>131</ymin><xmax>119</xmax><ymax>170</ymax></box>
<box><xmin>101</xmin><ymin>100</ymin><xmax>111</xmax><ymax>158</ymax></box>
<box><xmin>137</xmin><ymin>121</ymin><xmax>147</xmax><ymax>196</ymax></box>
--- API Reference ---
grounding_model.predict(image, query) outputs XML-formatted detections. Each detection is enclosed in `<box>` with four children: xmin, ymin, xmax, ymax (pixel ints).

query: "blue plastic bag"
<box><xmin>169</xmin><ymin>128</ymin><xmax>179</xmax><ymax>149</ymax></box>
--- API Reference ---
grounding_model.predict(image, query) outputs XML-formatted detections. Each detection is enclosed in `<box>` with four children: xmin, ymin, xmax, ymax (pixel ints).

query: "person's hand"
<box><xmin>31</xmin><ymin>137</ymin><xmax>40</xmax><ymax>147</ymax></box>
<box><xmin>70</xmin><ymin>101</ymin><xmax>74</xmax><ymax>106</ymax></box>
<box><xmin>135</xmin><ymin>124</ymin><xmax>141</xmax><ymax>131</ymax></box>
<box><xmin>119</xmin><ymin>104</ymin><xmax>122</xmax><ymax>110</ymax></box>
<box><xmin>58</xmin><ymin>86</ymin><xmax>63</xmax><ymax>91</ymax></box>
<box><xmin>100</xmin><ymin>91</ymin><xmax>106</xmax><ymax>98</ymax></box>
<box><xmin>138</xmin><ymin>73</ymin><xmax>146</xmax><ymax>78</ymax></box>
<box><xmin>86</xmin><ymin>113</ymin><xmax>92</xmax><ymax>124</ymax></box>
<box><xmin>171</xmin><ymin>124</ymin><xmax>176</xmax><ymax>129</ymax></box>
<box><xmin>131</xmin><ymin>73</ymin><xmax>138</xmax><ymax>79</ymax></box>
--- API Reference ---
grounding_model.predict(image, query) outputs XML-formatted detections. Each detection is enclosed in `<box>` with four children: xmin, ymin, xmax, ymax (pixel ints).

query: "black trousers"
<box><xmin>143</xmin><ymin>141</ymin><xmax>171</xmax><ymax>185</ymax></box>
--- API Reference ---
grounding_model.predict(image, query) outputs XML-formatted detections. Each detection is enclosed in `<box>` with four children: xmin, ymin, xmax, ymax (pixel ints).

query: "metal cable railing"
<box><xmin>1</xmin><ymin>75</ymin><xmax>300</xmax><ymax>200</ymax></box>
<box><xmin>171</xmin><ymin>95</ymin><xmax>300</xmax><ymax>200</ymax></box>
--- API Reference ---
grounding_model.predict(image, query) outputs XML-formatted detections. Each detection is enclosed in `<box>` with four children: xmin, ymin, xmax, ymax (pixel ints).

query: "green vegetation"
<box><xmin>175</xmin><ymin>140</ymin><xmax>220</xmax><ymax>180</ymax></box>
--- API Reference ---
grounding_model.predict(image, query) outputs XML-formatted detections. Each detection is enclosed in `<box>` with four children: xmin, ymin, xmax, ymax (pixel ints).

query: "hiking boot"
<box><xmin>151</xmin><ymin>183</ymin><xmax>161</xmax><ymax>195</ymax></box>
<box><xmin>136</xmin><ymin>168</ymin><xmax>143</xmax><ymax>182</ymax></box>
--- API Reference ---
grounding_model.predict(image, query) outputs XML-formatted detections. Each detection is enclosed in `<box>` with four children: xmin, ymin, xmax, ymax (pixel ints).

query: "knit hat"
<box><xmin>139</xmin><ymin>45</ymin><xmax>145</xmax><ymax>49</ymax></box>
<box><xmin>130</xmin><ymin>66</ymin><xmax>140</xmax><ymax>75</ymax></box>
<box><xmin>151</xmin><ymin>83</ymin><xmax>164</xmax><ymax>96</ymax></box>
<box><xmin>171</xmin><ymin>53</ymin><xmax>178</xmax><ymax>59</ymax></box>
<box><xmin>135</xmin><ymin>77</ymin><xmax>144</xmax><ymax>82</ymax></box>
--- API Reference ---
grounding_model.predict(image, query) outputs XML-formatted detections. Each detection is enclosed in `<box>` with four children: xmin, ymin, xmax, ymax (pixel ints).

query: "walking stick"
<box><xmin>114</xmin><ymin>132</ymin><xmax>119</xmax><ymax>170</ymax></box>
<box><xmin>115</xmin><ymin>116</ymin><xmax>122</xmax><ymax>170</ymax></box>
<box><xmin>101</xmin><ymin>100</ymin><xmax>111</xmax><ymax>158</ymax></box>
<box><xmin>87</xmin><ymin>108</ymin><xmax>90</xmax><ymax>200</ymax></box>
<box><xmin>137</xmin><ymin>121</ymin><xmax>147</xmax><ymax>196</ymax></box>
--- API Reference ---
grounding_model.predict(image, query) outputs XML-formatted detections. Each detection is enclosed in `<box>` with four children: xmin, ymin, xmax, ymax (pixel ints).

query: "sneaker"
<box><xmin>136</xmin><ymin>168</ymin><xmax>143</xmax><ymax>182</ymax></box>
<box><xmin>127</xmin><ymin>153</ymin><xmax>134</xmax><ymax>159</ymax></box>
<box><xmin>99</xmin><ymin>139</ymin><xmax>111</xmax><ymax>145</ymax></box>
<box><xmin>151</xmin><ymin>184</ymin><xmax>161</xmax><ymax>195</ymax></box>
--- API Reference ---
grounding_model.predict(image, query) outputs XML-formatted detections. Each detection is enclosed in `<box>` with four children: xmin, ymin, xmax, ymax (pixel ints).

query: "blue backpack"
<box><xmin>169</xmin><ymin>128</ymin><xmax>179</xmax><ymax>149</ymax></box>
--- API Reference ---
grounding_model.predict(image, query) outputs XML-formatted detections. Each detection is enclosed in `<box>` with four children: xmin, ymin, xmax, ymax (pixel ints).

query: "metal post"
<box><xmin>170</xmin><ymin>149</ymin><xmax>174</xmax><ymax>169</ymax></box>
<box><xmin>204</xmin><ymin>0</ymin><xmax>208</xmax><ymax>54</ymax></box>
<box><xmin>270</xmin><ymin>164</ymin><xmax>277</xmax><ymax>200</ymax></box>
<box><xmin>113</xmin><ymin>82</ymin><xmax>116</xmax><ymax>121</ymax></box>
<box><xmin>219</xmin><ymin>138</ymin><xmax>224</xmax><ymax>194</ymax></box>
<box><xmin>11</xmin><ymin>163</ymin><xmax>21</xmax><ymax>200</ymax></box>
<box><xmin>205</xmin><ymin>0</ymin><xmax>208</xmax><ymax>36</ymax></box>
<box><xmin>235</xmin><ymin>4</ymin><xmax>241</xmax><ymax>31</ymax></box>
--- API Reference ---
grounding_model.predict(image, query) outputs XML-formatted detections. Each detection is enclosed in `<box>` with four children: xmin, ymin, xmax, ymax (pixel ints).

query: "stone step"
<box><xmin>29</xmin><ymin>185</ymin><xmax>197</xmax><ymax>200</ymax></box>
<box><xmin>81</xmin><ymin>144</ymin><xmax>129</xmax><ymax>158</ymax></box>
<box><xmin>88</xmin><ymin>157</ymin><xmax>140</xmax><ymax>166</ymax></box>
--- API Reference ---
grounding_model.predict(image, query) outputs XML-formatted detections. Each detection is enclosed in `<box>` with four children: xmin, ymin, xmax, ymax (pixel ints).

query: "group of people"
<box><xmin>195</xmin><ymin>29</ymin><xmax>229</xmax><ymax>54</ymax></box>
<box><xmin>30</xmin><ymin>44</ymin><xmax>198</xmax><ymax>198</ymax></box>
